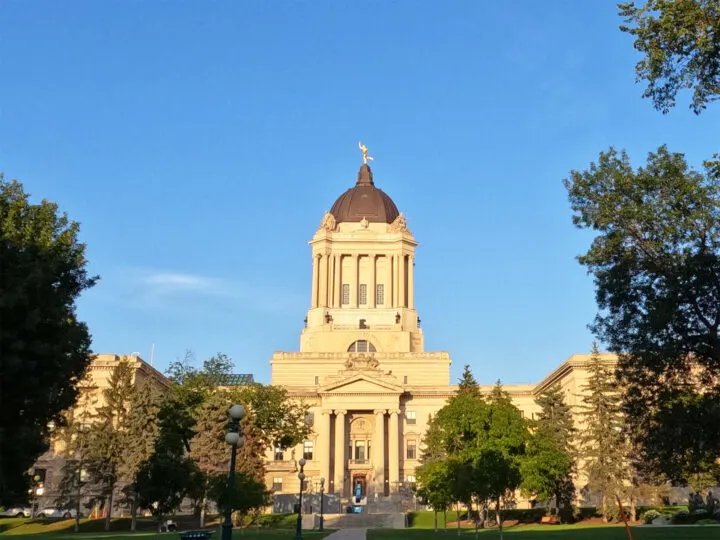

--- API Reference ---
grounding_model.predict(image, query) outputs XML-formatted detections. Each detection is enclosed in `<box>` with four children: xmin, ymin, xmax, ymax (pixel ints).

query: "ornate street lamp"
<box><xmin>295</xmin><ymin>458</ymin><xmax>307</xmax><ymax>540</ymax></box>
<box><xmin>221</xmin><ymin>404</ymin><xmax>246</xmax><ymax>540</ymax></box>
<box><xmin>318</xmin><ymin>477</ymin><xmax>325</xmax><ymax>532</ymax></box>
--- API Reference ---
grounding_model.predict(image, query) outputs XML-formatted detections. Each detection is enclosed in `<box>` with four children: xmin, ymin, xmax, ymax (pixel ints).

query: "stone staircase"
<box><xmin>313</xmin><ymin>512</ymin><xmax>406</xmax><ymax>529</ymax></box>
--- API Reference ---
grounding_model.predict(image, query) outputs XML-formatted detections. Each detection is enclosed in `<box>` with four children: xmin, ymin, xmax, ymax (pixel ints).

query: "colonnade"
<box><xmin>318</xmin><ymin>408</ymin><xmax>402</xmax><ymax>497</ymax></box>
<box><xmin>310</xmin><ymin>253</ymin><xmax>415</xmax><ymax>310</ymax></box>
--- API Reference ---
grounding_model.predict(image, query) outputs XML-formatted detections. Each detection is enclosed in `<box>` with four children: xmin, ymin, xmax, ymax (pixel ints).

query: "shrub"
<box><xmin>697</xmin><ymin>519</ymin><xmax>718</xmax><ymax>525</ymax></box>
<box><xmin>641</xmin><ymin>510</ymin><xmax>661</xmax><ymax>524</ymax></box>
<box><xmin>671</xmin><ymin>510</ymin><xmax>692</xmax><ymax>525</ymax></box>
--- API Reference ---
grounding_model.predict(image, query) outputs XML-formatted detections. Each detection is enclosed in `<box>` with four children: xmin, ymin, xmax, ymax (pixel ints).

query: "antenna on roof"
<box><xmin>150</xmin><ymin>343</ymin><xmax>155</xmax><ymax>367</ymax></box>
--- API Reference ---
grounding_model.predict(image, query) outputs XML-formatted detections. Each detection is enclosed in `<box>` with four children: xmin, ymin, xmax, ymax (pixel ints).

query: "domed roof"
<box><xmin>330</xmin><ymin>164</ymin><xmax>400</xmax><ymax>224</ymax></box>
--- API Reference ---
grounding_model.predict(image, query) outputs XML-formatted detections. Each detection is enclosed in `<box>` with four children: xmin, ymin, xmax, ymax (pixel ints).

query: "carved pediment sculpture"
<box><xmin>389</xmin><ymin>213</ymin><xmax>409</xmax><ymax>233</ymax></box>
<box><xmin>360</xmin><ymin>217</ymin><xmax>369</xmax><ymax>229</ymax></box>
<box><xmin>345</xmin><ymin>355</ymin><xmax>380</xmax><ymax>371</ymax></box>
<box><xmin>319</xmin><ymin>211</ymin><xmax>336</xmax><ymax>232</ymax></box>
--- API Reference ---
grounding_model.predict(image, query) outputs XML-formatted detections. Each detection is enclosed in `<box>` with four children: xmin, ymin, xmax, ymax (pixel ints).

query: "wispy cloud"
<box><xmin>141</xmin><ymin>271</ymin><xmax>220</xmax><ymax>293</ymax></box>
<box><xmin>94</xmin><ymin>267</ymin><xmax>305</xmax><ymax>316</ymax></box>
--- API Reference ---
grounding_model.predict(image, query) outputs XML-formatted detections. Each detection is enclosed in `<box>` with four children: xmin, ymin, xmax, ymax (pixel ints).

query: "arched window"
<box><xmin>347</xmin><ymin>340</ymin><xmax>376</xmax><ymax>353</ymax></box>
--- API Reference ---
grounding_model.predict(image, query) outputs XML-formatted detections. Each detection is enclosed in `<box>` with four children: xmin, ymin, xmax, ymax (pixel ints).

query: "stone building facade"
<box><xmin>264</xmin><ymin>160</ymin><xmax>619</xmax><ymax>505</ymax></box>
<box><xmin>31</xmin><ymin>354</ymin><xmax>172</xmax><ymax>510</ymax></box>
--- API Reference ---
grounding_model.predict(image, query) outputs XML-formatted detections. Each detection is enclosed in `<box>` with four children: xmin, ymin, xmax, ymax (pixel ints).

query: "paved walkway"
<box><xmin>323</xmin><ymin>527</ymin><xmax>367</xmax><ymax>540</ymax></box>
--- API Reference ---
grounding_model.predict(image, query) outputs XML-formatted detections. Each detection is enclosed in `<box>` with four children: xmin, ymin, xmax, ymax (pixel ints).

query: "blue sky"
<box><xmin>2</xmin><ymin>1</ymin><xmax>718</xmax><ymax>385</ymax></box>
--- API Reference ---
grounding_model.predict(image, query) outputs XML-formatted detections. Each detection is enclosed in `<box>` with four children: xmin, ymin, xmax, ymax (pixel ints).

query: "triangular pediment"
<box><xmin>319</xmin><ymin>373</ymin><xmax>403</xmax><ymax>394</ymax></box>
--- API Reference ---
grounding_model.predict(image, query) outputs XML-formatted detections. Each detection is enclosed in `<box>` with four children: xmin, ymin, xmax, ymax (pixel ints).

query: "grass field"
<box><xmin>0</xmin><ymin>516</ymin><xmax>333</xmax><ymax>539</ymax></box>
<box><xmin>367</xmin><ymin>525</ymin><xmax>720</xmax><ymax>540</ymax></box>
<box><xmin>0</xmin><ymin>526</ymin><xmax>330</xmax><ymax>539</ymax></box>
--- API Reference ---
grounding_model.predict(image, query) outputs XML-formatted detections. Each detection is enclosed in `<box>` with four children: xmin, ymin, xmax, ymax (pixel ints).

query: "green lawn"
<box><xmin>367</xmin><ymin>525</ymin><xmax>720</xmax><ymax>540</ymax></box>
<box><xmin>1</xmin><ymin>528</ymin><xmax>330</xmax><ymax>540</ymax></box>
<box><xmin>0</xmin><ymin>516</ymin><xmax>332</xmax><ymax>539</ymax></box>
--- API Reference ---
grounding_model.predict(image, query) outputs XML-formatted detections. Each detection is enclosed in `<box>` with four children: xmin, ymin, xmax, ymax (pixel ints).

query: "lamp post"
<box><xmin>295</xmin><ymin>458</ymin><xmax>306</xmax><ymax>540</ymax></box>
<box><xmin>318</xmin><ymin>477</ymin><xmax>325</xmax><ymax>532</ymax></box>
<box><xmin>221</xmin><ymin>404</ymin><xmax>246</xmax><ymax>540</ymax></box>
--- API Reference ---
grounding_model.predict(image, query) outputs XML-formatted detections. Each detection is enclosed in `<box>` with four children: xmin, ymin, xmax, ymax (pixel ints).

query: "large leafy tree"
<box><xmin>521</xmin><ymin>383</ymin><xmax>576</xmax><ymax>511</ymax></box>
<box><xmin>0</xmin><ymin>176</ymin><xmax>98</xmax><ymax>506</ymax></box>
<box><xmin>419</xmin><ymin>371</ymin><xmax>529</xmax><ymax>530</ymax></box>
<box><xmin>618</xmin><ymin>0</ymin><xmax>720</xmax><ymax>114</ymax></box>
<box><xmin>565</xmin><ymin>146</ymin><xmax>720</xmax><ymax>486</ymax></box>
<box><xmin>577</xmin><ymin>345</ymin><xmax>629</xmax><ymax>521</ymax></box>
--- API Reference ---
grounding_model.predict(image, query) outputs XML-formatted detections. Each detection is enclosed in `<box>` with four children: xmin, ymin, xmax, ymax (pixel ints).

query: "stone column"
<box><xmin>324</xmin><ymin>251</ymin><xmax>332</xmax><ymax>306</ymax></box>
<box><xmin>350</xmin><ymin>255</ymin><xmax>358</xmax><ymax>308</ymax></box>
<box><xmin>399</xmin><ymin>254</ymin><xmax>406</xmax><ymax>308</ymax></box>
<box><xmin>333</xmin><ymin>254</ymin><xmax>341</xmax><ymax>308</ymax></box>
<box><xmin>333</xmin><ymin>410</ymin><xmax>347</xmax><ymax>496</ymax></box>
<box><xmin>311</xmin><ymin>254</ymin><xmax>319</xmax><ymax>308</ymax></box>
<box><xmin>393</xmin><ymin>255</ymin><xmax>400</xmax><ymax>307</ymax></box>
<box><xmin>373</xmin><ymin>409</ymin><xmax>386</xmax><ymax>494</ymax></box>
<box><xmin>385</xmin><ymin>255</ymin><xmax>393</xmax><ymax>308</ymax></box>
<box><xmin>369</xmin><ymin>254</ymin><xmax>376</xmax><ymax>308</ymax></box>
<box><xmin>319</xmin><ymin>410</ymin><xmax>332</xmax><ymax>486</ymax></box>
<box><xmin>388</xmin><ymin>409</ymin><xmax>400</xmax><ymax>490</ymax></box>
<box><xmin>318</xmin><ymin>253</ymin><xmax>328</xmax><ymax>307</ymax></box>
<box><xmin>408</xmin><ymin>255</ymin><xmax>414</xmax><ymax>309</ymax></box>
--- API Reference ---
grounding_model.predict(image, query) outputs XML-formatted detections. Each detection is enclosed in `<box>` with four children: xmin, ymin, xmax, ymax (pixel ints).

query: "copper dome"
<box><xmin>329</xmin><ymin>164</ymin><xmax>400</xmax><ymax>224</ymax></box>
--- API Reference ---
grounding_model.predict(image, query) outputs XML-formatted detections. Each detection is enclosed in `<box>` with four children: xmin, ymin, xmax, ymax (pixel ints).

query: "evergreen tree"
<box><xmin>190</xmin><ymin>390</ymin><xmax>234</xmax><ymax>527</ymax></box>
<box><xmin>521</xmin><ymin>384</ymin><xmax>577</xmax><ymax>511</ymax></box>
<box><xmin>577</xmin><ymin>343</ymin><xmax>628</xmax><ymax>521</ymax></box>
<box><xmin>121</xmin><ymin>381</ymin><xmax>160</xmax><ymax>531</ymax></box>
<box><xmin>86</xmin><ymin>358</ymin><xmax>135</xmax><ymax>531</ymax></box>
<box><xmin>55</xmin><ymin>378</ymin><xmax>98</xmax><ymax>533</ymax></box>
<box><xmin>457</xmin><ymin>365</ymin><xmax>480</xmax><ymax>397</ymax></box>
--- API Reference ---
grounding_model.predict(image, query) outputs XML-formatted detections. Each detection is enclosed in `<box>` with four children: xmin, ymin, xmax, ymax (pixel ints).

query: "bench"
<box><xmin>541</xmin><ymin>515</ymin><xmax>561</xmax><ymax>524</ymax></box>
<box><xmin>178</xmin><ymin>530</ymin><xmax>215</xmax><ymax>540</ymax></box>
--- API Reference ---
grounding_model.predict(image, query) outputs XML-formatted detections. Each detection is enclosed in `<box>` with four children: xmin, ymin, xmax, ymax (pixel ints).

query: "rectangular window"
<box><xmin>403</xmin><ymin>375</ymin><xmax>408</xmax><ymax>384</ymax></box>
<box><xmin>406</xmin><ymin>475</ymin><xmax>416</xmax><ymax>484</ymax></box>
<box><xmin>406</xmin><ymin>441</ymin><xmax>417</xmax><ymax>460</ymax></box>
<box><xmin>274</xmin><ymin>446</ymin><xmax>284</xmax><ymax>461</ymax></box>
<box><xmin>359</xmin><ymin>284</ymin><xmax>367</xmax><ymax>305</ymax></box>
<box><xmin>303</xmin><ymin>441</ymin><xmax>314</xmax><ymax>461</ymax></box>
<box><xmin>342</xmin><ymin>284</ymin><xmax>350</xmax><ymax>305</ymax></box>
<box><xmin>406</xmin><ymin>411</ymin><xmax>417</xmax><ymax>425</ymax></box>
<box><xmin>314</xmin><ymin>376</ymin><xmax>319</xmax><ymax>385</ymax></box>
<box><xmin>376</xmin><ymin>284</ymin><xmax>384</xmax><ymax>305</ymax></box>
<box><xmin>354</xmin><ymin>440</ymin><xmax>366</xmax><ymax>461</ymax></box>
<box><xmin>272</xmin><ymin>477</ymin><xmax>283</xmax><ymax>492</ymax></box>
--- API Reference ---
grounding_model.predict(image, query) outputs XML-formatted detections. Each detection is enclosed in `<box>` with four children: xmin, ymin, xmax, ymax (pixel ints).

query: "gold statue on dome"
<box><xmin>358</xmin><ymin>141</ymin><xmax>374</xmax><ymax>164</ymax></box>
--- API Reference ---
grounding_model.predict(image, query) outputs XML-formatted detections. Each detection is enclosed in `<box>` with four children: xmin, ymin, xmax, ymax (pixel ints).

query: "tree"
<box><xmin>521</xmin><ymin>384</ymin><xmax>577</xmax><ymax>511</ymax></box>
<box><xmin>54</xmin><ymin>377</ymin><xmax>98</xmax><ymax>533</ymax></box>
<box><xmin>564</xmin><ymin>145</ymin><xmax>720</xmax><ymax>486</ymax></box>
<box><xmin>577</xmin><ymin>344</ymin><xmax>628</xmax><ymax>521</ymax></box>
<box><xmin>618</xmin><ymin>0</ymin><xmax>720</xmax><ymax>114</ymax></box>
<box><xmin>415</xmin><ymin>460</ymin><xmax>453</xmax><ymax>532</ymax></box>
<box><xmin>473</xmin><ymin>449</ymin><xmax>522</xmax><ymax>540</ymax></box>
<box><xmin>0</xmin><ymin>176</ymin><xmax>98</xmax><ymax>506</ymax></box>
<box><xmin>85</xmin><ymin>359</ymin><xmax>135</xmax><ymax>531</ymax></box>
<box><xmin>121</xmin><ymin>381</ymin><xmax>160</xmax><ymax>531</ymax></box>
<box><xmin>207</xmin><ymin>472</ymin><xmax>270</xmax><ymax>525</ymax></box>
<box><xmin>457</xmin><ymin>365</ymin><xmax>481</xmax><ymax>397</ymax></box>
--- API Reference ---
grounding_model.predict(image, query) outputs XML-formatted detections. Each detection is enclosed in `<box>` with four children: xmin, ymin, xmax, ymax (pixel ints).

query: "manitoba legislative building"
<box><xmin>263</xmin><ymin>158</ymin><xmax>615</xmax><ymax>509</ymax></box>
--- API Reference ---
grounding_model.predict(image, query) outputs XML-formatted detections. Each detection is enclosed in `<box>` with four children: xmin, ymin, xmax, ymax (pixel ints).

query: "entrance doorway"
<box><xmin>351</xmin><ymin>474</ymin><xmax>366</xmax><ymax>503</ymax></box>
